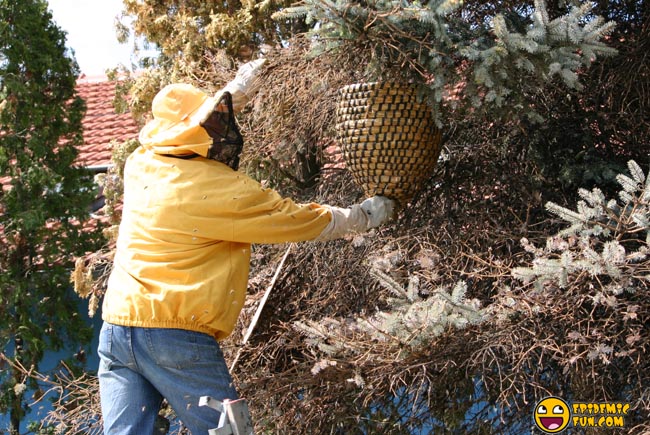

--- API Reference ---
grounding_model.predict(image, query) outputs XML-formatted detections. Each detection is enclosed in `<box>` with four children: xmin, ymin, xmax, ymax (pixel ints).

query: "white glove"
<box><xmin>360</xmin><ymin>196</ymin><xmax>395</xmax><ymax>228</ymax></box>
<box><xmin>316</xmin><ymin>196</ymin><xmax>395</xmax><ymax>241</ymax></box>
<box><xmin>222</xmin><ymin>58</ymin><xmax>267</xmax><ymax>112</ymax></box>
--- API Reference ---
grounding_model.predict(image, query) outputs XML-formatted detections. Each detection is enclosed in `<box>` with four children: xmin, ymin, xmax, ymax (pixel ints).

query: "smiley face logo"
<box><xmin>534</xmin><ymin>396</ymin><xmax>570</xmax><ymax>433</ymax></box>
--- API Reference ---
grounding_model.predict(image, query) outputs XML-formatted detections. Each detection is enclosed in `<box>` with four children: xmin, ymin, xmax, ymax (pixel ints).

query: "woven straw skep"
<box><xmin>336</xmin><ymin>107</ymin><xmax>435</xmax><ymax>126</ymax></box>
<box><xmin>335</xmin><ymin>82</ymin><xmax>443</xmax><ymax>205</ymax></box>
<box><xmin>336</xmin><ymin>95</ymin><xmax>420</xmax><ymax>109</ymax></box>
<box><xmin>338</xmin><ymin>82</ymin><xmax>418</xmax><ymax>96</ymax></box>
<box><xmin>336</xmin><ymin>104</ymin><xmax>429</xmax><ymax>117</ymax></box>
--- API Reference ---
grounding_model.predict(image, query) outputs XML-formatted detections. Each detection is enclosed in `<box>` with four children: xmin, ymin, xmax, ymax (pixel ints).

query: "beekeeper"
<box><xmin>97</xmin><ymin>58</ymin><xmax>394</xmax><ymax>435</ymax></box>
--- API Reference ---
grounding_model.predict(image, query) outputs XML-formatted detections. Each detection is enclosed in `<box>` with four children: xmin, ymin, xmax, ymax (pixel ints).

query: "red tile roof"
<box><xmin>75</xmin><ymin>75</ymin><xmax>140</xmax><ymax>168</ymax></box>
<box><xmin>1</xmin><ymin>76</ymin><xmax>139</xmax><ymax>192</ymax></box>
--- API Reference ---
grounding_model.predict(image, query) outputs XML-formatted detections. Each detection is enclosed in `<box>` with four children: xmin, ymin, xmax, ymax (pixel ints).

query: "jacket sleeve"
<box><xmin>179</xmin><ymin>163</ymin><xmax>333</xmax><ymax>244</ymax></box>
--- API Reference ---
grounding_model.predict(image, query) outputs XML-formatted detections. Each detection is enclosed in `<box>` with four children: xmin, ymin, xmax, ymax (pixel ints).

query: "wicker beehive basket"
<box><xmin>335</xmin><ymin>82</ymin><xmax>442</xmax><ymax>205</ymax></box>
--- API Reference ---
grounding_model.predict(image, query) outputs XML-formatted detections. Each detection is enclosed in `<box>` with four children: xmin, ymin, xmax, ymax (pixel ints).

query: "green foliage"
<box><xmin>119</xmin><ymin>0</ymin><xmax>296</xmax><ymax>61</ymax></box>
<box><xmin>0</xmin><ymin>0</ymin><xmax>105</xmax><ymax>432</ymax></box>
<box><xmin>115</xmin><ymin>0</ymin><xmax>308</xmax><ymax>106</ymax></box>
<box><xmin>362</xmin><ymin>270</ymin><xmax>485</xmax><ymax>347</ymax></box>
<box><xmin>93</xmin><ymin>139</ymin><xmax>140</xmax><ymax>232</ymax></box>
<box><xmin>294</xmin><ymin>262</ymin><xmax>485</xmax><ymax>363</ymax></box>
<box><xmin>74</xmin><ymin>139</ymin><xmax>140</xmax><ymax>319</ymax></box>
<box><xmin>273</xmin><ymin>0</ymin><xmax>616</xmax><ymax>123</ymax></box>
<box><xmin>512</xmin><ymin>160</ymin><xmax>649</xmax><ymax>294</ymax></box>
<box><xmin>480</xmin><ymin>160</ymin><xmax>650</xmax><ymax>430</ymax></box>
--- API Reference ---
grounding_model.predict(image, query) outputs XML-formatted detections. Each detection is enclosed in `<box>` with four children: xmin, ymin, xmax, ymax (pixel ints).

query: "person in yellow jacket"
<box><xmin>97</xmin><ymin>59</ymin><xmax>394</xmax><ymax>435</ymax></box>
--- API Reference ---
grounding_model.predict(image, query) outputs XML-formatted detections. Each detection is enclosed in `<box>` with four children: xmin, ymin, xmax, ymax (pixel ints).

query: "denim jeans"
<box><xmin>98</xmin><ymin>322</ymin><xmax>239</xmax><ymax>435</ymax></box>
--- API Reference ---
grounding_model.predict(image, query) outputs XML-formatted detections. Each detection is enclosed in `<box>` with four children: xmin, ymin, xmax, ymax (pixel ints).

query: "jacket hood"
<box><xmin>139</xmin><ymin>83</ymin><xmax>226</xmax><ymax>157</ymax></box>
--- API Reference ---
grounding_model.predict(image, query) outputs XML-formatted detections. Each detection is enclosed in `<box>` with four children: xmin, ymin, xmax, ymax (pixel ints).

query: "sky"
<box><xmin>47</xmin><ymin>0</ymin><xmax>139</xmax><ymax>77</ymax></box>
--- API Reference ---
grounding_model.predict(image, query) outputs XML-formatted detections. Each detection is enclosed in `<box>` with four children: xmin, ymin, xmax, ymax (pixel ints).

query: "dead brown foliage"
<box><xmin>48</xmin><ymin>34</ymin><xmax>650</xmax><ymax>434</ymax></box>
<box><xmin>213</xmin><ymin>38</ymin><xmax>649</xmax><ymax>433</ymax></box>
<box><xmin>222</xmin><ymin>136</ymin><xmax>649</xmax><ymax>433</ymax></box>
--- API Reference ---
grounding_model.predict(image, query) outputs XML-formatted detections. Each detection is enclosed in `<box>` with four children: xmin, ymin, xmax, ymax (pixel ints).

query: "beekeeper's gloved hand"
<box><xmin>222</xmin><ymin>58</ymin><xmax>267</xmax><ymax>112</ymax></box>
<box><xmin>316</xmin><ymin>196</ymin><xmax>395</xmax><ymax>241</ymax></box>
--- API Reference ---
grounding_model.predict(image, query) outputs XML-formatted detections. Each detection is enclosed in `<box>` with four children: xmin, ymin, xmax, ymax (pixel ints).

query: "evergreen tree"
<box><xmin>119</xmin><ymin>0</ymin><xmax>301</xmax><ymax>63</ymax></box>
<box><xmin>0</xmin><ymin>0</ymin><xmax>104</xmax><ymax>432</ymax></box>
<box><xmin>272</xmin><ymin>0</ymin><xmax>617</xmax><ymax>124</ymax></box>
<box><xmin>112</xmin><ymin>0</ymin><xmax>310</xmax><ymax>120</ymax></box>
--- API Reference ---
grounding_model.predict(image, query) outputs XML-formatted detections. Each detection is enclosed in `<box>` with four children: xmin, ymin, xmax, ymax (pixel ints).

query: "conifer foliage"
<box><xmin>513</xmin><ymin>160</ymin><xmax>649</xmax><ymax>296</ymax></box>
<box><xmin>0</xmin><ymin>1</ymin><xmax>104</xmax><ymax>432</ymax></box>
<box><xmin>45</xmin><ymin>0</ymin><xmax>647</xmax><ymax>433</ymax></box>
<box><xmin>294</xmin><ymin>271</ymin><xmax>486</xmax><ymax>363</ymax></box>
<box><xmin>273</xmin><ymin>0</ymin><xmax>617</xmax><ymax>122</ymax></box>
<box><xmin>478</xmin><ymin>160</ymin><xmax>650</xmax><ymax>431</ymax></box>
<box><xmin>113</xmin><ymin>0</ymin><xmax>311</xmax><ymax>120</ymax></box>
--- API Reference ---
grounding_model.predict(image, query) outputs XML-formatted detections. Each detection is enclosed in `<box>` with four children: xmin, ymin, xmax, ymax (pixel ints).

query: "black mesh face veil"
<box><xmin>200</xmin><ymin>92</ymin><xmax>244</xmax><ymax>170</ymax></box>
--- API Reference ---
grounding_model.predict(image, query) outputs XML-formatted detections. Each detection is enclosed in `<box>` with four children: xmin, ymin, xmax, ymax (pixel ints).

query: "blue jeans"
<box><xmin>98</xmin><ymin>322</ymin><xmax>239</xmax><ymax>434</ymax></box>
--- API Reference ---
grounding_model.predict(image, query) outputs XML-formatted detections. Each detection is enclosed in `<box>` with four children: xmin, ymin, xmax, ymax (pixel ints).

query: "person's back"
<box><xmin>97</xmin><ymin>62</ymin><xmax>394</xmax><ymax>434</ymax></box>
<box><xmin>105</xmin><ymin>144</ymin><xmax>332</xmax><ymax>340</ymax></box>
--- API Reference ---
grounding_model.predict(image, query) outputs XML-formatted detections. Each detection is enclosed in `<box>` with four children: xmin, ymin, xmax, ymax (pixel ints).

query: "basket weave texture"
<box><xmin>335</xmin><ymin>82</ymin><xmax>442</xmax><ymax>205</ymax></box>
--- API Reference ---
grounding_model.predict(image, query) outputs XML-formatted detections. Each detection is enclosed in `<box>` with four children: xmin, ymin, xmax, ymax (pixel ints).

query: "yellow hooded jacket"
<box><xmin>102</xmin><ymin>83</ymin><xmax>332</xmax><ymax>339</ymax></box>
<box><xmin>103</xmin><ymin>148</ymin><xmax>331</xmax><ymax>340</ymax></box>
